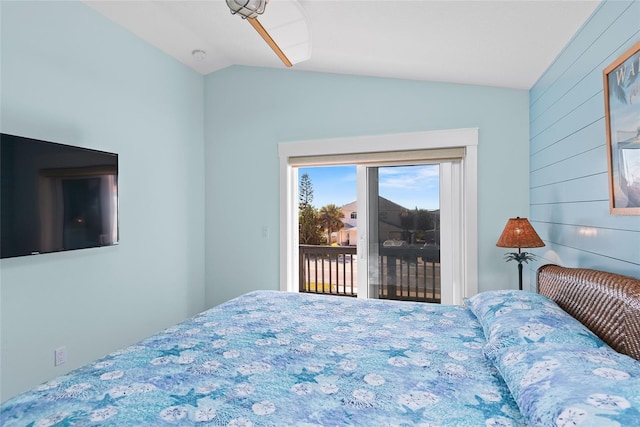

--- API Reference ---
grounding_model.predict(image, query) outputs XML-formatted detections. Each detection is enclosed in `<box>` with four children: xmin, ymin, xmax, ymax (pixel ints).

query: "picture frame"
<box><xmin>603</xmin><ymin>41</ymin><xmax>640</xmax><ymax>215</ymax></box>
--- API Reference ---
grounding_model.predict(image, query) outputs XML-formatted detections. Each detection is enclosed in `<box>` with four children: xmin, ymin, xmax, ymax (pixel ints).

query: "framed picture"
<box><xmin>603</xmin><ymin>41</ymin><xmax>640</xmax><ymax>215</ymax></box>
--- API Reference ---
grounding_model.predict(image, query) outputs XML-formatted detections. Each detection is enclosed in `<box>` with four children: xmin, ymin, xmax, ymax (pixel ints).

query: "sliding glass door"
<box><xmin>364</xmin><ymin>165</ymin><xmax>441</xmax><ymax>302</ymax></box>
<box><xmin>279</xmin><ymin>128</ymin><xmax>478</xmax><ymax>305</ymax></box>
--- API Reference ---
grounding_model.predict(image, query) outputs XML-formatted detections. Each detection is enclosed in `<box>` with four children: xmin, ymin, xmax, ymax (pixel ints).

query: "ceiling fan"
<box><xmin>225</xmin><ymin>0</ymin><xmax>311</xmax><ymax>68</ymax></box>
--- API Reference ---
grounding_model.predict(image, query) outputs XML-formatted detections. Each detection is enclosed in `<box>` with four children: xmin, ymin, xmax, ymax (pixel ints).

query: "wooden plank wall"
<box><xmin>527</xmin><ymin>0</ymin><xmax>640</xmax><ymax>286</ymax></box>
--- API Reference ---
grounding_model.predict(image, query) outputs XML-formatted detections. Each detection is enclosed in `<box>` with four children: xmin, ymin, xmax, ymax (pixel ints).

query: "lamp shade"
<box><xmin>496</xmin><ymin>217</ymin><xmax>545</xmax><ymax>249</ymax></box>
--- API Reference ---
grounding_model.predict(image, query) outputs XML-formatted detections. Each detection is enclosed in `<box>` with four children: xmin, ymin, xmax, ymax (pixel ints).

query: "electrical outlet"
<box><xmin>54</xmin><ymin>346</ymin><xmax>66</xmax><ymax>366</ymax></box>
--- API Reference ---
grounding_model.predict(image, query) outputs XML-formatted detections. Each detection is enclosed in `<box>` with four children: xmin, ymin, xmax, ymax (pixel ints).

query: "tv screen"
<box><xmin>1</xmin><ymin>133</ymin><xmax>118</xmax><ymax>259</ymax></box>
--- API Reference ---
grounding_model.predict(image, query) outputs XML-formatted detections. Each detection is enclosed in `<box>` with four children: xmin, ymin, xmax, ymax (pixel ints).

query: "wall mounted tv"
<box><xmin>1</xmin><ymin>133</ymin><xmax>118</xmax><ymax>259</ymax></box>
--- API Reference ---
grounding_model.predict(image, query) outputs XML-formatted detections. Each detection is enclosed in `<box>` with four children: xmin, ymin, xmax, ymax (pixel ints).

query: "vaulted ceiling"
<box><xmin>84</xmin><ymin>0</ymin><xmax>601</xmax><ymax>89</ymax></box>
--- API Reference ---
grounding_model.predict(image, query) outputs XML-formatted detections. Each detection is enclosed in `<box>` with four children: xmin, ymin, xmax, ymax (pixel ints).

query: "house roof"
<box><xmin>339</xmin><ymin>196</ymin><xmax>436</xmax><ymax>230</ymax></box>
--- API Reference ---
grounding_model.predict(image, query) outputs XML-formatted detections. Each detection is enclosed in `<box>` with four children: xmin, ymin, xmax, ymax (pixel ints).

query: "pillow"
<box><xmin>489</xmin><ymin>344</ymin><xmax>640</xmax><ymax>426</ymax></box>
<box><xmin>465</xmin><ymin>290</ymin><xmax>606</xmax><ymax>355</ymax></box>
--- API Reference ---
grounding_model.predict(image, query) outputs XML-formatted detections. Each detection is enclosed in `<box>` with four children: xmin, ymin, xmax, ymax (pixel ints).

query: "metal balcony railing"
<box><xmin>299</xmin><ymin>244</ymin><xmax>440</xmax><ymax>303</ymax></box>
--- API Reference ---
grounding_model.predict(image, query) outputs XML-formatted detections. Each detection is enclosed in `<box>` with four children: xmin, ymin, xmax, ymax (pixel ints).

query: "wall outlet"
<box><xmin>54</xmin><ymin>346</ymin><xmax>66</xmax><ymax>366</ymax></box>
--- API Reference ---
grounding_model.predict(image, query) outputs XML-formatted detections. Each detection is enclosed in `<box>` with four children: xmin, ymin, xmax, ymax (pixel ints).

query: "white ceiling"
<box><xmin>84</xmin><ymin>0</ymin><xmax>601</xmax><ymax>90</ymax></box>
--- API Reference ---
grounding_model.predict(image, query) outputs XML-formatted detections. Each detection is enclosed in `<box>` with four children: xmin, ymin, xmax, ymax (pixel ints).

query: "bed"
<box><xmin>1</xmin><ymin>265</ymin><xmax>639</xmax><ymax>426</ymax></box>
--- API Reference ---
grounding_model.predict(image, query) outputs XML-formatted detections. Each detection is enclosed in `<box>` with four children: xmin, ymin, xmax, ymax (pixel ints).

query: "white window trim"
<box><xmin>278</xmin><ymin>128</ymin><xmax>478</xmax><ymax>304</ymax></box>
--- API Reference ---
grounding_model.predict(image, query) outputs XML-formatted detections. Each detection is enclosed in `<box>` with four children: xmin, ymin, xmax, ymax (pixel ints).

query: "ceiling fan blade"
<box><xmin>247</xmin><ymin>17</ymin><xmax>293</xmax><ymax>68</ymax></box>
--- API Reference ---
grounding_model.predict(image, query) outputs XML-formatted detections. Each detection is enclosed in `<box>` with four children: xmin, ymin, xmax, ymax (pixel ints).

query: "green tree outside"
<box><xmin>318</xmin><ymin>204</ymin><xmax>345</xmax><ymax>245</ymax></box>
<box><xmin>299</xmin><ymin>173</ymin><xmax>323</xmax><ymax>244</ymax></box>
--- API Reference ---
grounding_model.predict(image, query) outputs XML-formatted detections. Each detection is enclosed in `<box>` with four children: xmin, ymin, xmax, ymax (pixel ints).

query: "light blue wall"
<box><xmin>204</xmin><ymin>67</ymin><xmax>530</xmax><ymax>307</ymax></box>
<box><xmin>527</xmin><ymin>0</ymin><xmax>640</xmax><ymax>283</ymax></box>
<box><xmin>7</xmin><ymin>0</ymin><xmax>614</xmax><ymax>403</ymax></box>
<box><xmin>0</xmin><ymin>2</ymin><xmax>205</xmax><ymax>401</ymax></box>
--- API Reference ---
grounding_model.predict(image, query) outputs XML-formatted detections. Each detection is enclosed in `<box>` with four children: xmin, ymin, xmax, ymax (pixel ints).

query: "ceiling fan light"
<box><xmin>226</xmin><ymin>0</ymin><xmax>267</xmax><ymax>19</ymax></box>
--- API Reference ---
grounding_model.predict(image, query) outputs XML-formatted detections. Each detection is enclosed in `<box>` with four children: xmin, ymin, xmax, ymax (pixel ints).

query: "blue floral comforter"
<box><xmin>1</xmin><ymin>291</ymin><xmax>524</xmax><ymax>426</ymax></box>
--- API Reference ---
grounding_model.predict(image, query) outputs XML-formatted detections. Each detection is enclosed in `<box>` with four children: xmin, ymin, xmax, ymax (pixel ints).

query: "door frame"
<box><xmin>278</xmin><ymin>128</ymin><xmax>478</xmax><ymax>304</ymax></box>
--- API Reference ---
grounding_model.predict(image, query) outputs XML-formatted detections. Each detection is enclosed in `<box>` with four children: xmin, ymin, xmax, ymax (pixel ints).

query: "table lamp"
<box><xmin>496</xmin><ymin>217</ymin><xmax>545</xmax><ymax>290</ymax></box>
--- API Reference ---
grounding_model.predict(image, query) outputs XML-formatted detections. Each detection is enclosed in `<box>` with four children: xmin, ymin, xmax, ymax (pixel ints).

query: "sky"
<box><xmin>299</xmin><ymin>164</ymin><xmax>440</xmax><ymax>211</ymax></box>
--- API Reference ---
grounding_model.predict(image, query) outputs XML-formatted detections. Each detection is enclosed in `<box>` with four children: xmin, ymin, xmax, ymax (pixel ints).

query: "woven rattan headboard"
<box><xmin>537</xmin><ymin>264</ymin><xmax>640</xmax><ymax>361</ymax></box>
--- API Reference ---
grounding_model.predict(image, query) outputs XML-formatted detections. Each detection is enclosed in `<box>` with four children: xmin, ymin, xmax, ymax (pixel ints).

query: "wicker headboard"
<box><xmin>537</xmin><ymin>264</ymin><xmax>640</xmax><ymax>361</ymax></box>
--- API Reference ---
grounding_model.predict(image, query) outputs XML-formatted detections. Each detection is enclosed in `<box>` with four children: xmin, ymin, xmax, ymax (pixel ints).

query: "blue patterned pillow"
<box><xmin>465</xmin><ymin>290</ymin><xmax>606</xmax><ymax>355</ymax></box>
<box><xmin>489</xmin><ymin>344</ymin><xmax>640</xmax><ymax>426</ymax></box>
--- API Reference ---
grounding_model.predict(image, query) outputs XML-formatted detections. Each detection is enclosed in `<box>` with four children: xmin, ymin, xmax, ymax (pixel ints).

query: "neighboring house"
<box><xmin>338</xmin><ymin>197</ymin><xmax>425</xmax><ymax>245</ymax></box>
<box><xmin>337</xmin><ymin>200</ymin><xmax>358</xmax><ymax>245</ymax></box>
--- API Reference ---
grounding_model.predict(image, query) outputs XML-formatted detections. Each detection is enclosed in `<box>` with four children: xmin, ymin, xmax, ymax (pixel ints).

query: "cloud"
<box><xmin>379</xmin><ymin>165</ymin><xmax>439</xmax><ymax>190</ymax></box>
<box><xmin>341</xmin><ymin>171</ymin><xmax>357</xmax><ymax>183</ymax></box>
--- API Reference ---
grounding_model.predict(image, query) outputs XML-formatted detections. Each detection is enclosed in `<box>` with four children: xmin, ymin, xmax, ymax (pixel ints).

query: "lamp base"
<box><xmin>503</xmin><ymin>250</ymin><xmax>536</xmax><ymax>291</ymax></box>
<box><xmin>518</xmin><ymin>262</ymin><xmax>523</xmax><ymax>291</ymax></box>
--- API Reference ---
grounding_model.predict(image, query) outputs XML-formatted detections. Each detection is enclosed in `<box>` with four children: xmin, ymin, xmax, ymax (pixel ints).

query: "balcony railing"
<box><xmin>299</xmin><ymin>245</ymin><xmax>358</xmax><ymax>297</ymax></box>
<box><xmin>378</xmin><ymin>245</ymin><xmax>440</xmax><ymax>303</ymax></box>
<box><xmin>299</xmin><ymin>244</ymin><xmax>440</xmax><ymax>303</ymax></box>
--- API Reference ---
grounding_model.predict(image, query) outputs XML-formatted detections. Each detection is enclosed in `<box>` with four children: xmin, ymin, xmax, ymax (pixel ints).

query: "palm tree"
<box><xmin>318</xmin><ymin>204</ymin><xmax>344</xmax><ymax>245</ymax></box>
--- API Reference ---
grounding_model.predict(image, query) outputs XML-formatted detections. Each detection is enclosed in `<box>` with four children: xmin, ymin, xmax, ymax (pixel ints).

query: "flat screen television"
<box><xmin>1</xmin><ymin>133</ymin><xmax>118</xmax><ymax>259</ymax></box>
